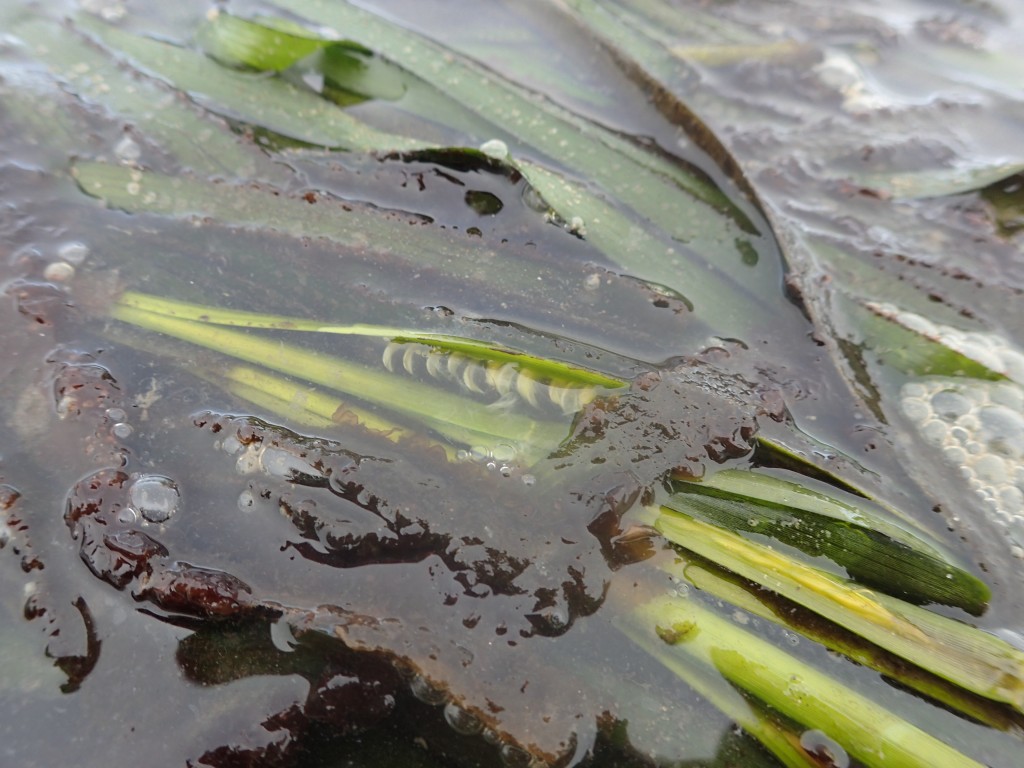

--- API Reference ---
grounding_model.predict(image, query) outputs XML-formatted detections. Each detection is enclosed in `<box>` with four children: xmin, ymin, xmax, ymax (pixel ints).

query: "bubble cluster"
<box><xmin>900</xmin><ymin>378</ymin><xmax>1024</xmax><ymax>556</ymax></box>
<box><xmin>382</xmin><ymin>342</ymin><xmax>596</xmax><ymax>416</ymax></box>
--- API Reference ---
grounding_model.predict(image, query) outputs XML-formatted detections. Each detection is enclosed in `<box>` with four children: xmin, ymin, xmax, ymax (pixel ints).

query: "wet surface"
<box><xmin>1</xmin><ymin>1</ymin><xmax>1023</xmax><ymax>767</ymax></box>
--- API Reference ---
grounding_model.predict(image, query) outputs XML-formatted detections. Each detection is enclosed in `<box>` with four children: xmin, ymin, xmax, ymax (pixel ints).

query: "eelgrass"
<box><xmin>627</xmin><ymin>594</ymin><xmax>988</xmax><ymax>768</ymax></box>
<box><xmin>650</xmin><ymin>503</ymin><xmax>1024</xmax><ymax>712</ymax></box>
<box><xmin>9</xmin><ymin>3</ymin><xmax>1021</xmax><ymax>765</ymax></box>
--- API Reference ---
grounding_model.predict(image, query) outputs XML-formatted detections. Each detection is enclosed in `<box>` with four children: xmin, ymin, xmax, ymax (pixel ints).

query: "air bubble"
<box><xmin>259</xmin><ymin>447</ymin><xmax>325</xmax><ymax>482</ymax></box>
<box><xmin>221</xmin><ymin>435</ymin><xmax>242</xmax><ymax>455</ymax></box>
<box><xmin>57</xmin><ymin>241</ymin><xmax>89</xmax><ymax>265</ymax></box>
<box><xmin>931</xmin><ymin>389</ymin><xmax>971</xmax><ymax>421</ymax></box>
<box><xmin>43</xmin><ymin>261</ymin><xmax>74</xmax><ymax>282</ymax></box>
<box><xmin>237</xmin><ymin>489</ymin><xmax>255</xmax><ymax>511</ymax></box>
<box><xmin>236</xmin><ymin>446</ymin><xmax>262</xmax><ymax>474</ymax></box>
<box><xmin>520</xmin><ymin>474</ymin><xmax>535</xmax><ymax>487</ymax></box>
<box><xmin>899</xmin><ymin>397</ymin><xmax>930</xmax><ymax>422</ymax></box>
<box><xmin>443</xmin><ymin>702</ymin><xmax>483</xmax><ymax>735</ymax></box>
<box><xmin>901</xmin><ymin>382</ymin><xmax>927</xmax><ymax>399</ymax></box>
<box><xmin>128</xmin><ymin>474</ymin><xmax>180</xmax><ymax>523</ymax></box>
<box><xmin>584</xmin><ymin>273</ymin><xmax>601</xmax><ymax>291</ymax></box>
<box><xmin>799</xmin><ymin>729</ymin><xmax>849</xmax><ymax>767</ymax></box>
<box><xmin>479</xmin><ymin>139</ymin><xmax>508</xmax><ymax>160</ymax></box>
<box><xmin>409</xmin><ymin>674</ymin><xmax>447</xmax><ymax>705</ymax></box>
<box><xmin>991</xmin><ymin>383</ymin><xmax>1024</xmax><ymax>411</ymax></box>
<box><xmin>116</xmin><ymin>507</ymin><xmax>137</xmax><ymax>525</ymax></box>
<box><xmin>974</xmin><ymin>454</ymin><xmax>1008</xmax><ymax>485</ymax></box>
<box><xmin>114</xmin><ymin>135</ymin><xmax>141</xmax><ymax>162</ymax></box>
<box><xmin>979</xmin><ymin>405</ymin><xmax>1024</xmax><ymax>459</ymax></box>
<box><xmin>105</xmin><ymin>407</ymin><xmax>127</xmax><ymax>422</ymax></box>
<box><xmin>920</xmin><ymin>419</ymin><xmax>949</xmax><ymax>446</ymax></box>
<box><xmin>491</xmin><ymin>444</ymin><xmax>517</xmax><ymax>463</ymax></box>
<box><xmin>942</xmin><ymin>445</ymin><xmax>967</xmax><ymax>465</ymax></box>
<box><xmin>481</xmin><ymin>728</ymin><xmax>501</xmax><ymax>745</ymax></box>
<box><xmin>500</xmin><ymin>744</ymin><xmax>533</xmax><ymax>768</ymax></box>
<box><xmin>111</xmin><ymin>422</ymin><xmax>133</xmax><ymax>439</ymax></box>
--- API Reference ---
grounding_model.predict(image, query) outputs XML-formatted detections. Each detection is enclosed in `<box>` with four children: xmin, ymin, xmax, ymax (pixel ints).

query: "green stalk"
<box><xmin>110</xmin><ymin>304</ymin><xmax>568</xmax><ymax>460</ymax></box>
<box><xmin>116</xmin><ymin>290</ymin><xmax>626</xmax><ymax>390</ymax></box>
<box><xmin>630</xmin><ymin>595</ymin><xmax>986</xmax><ymax>768</ymax></box>
<box><xmin>663</xmin><ymin>552</ymin><xmax>1019</xmax><ymax>731</ymax></box>
<box><xmin>671</xmin><ymin>469</ymin><xmax>990</xmax><ymax>613</ymax></box>
<box><xmin>617</xmin><ymin>617</ymin><xmax>822</xmax><ymax>768</ymax></box>
<box><xmin>650</xmin><ymin>505</ymin><xmax>1024</xmax><ymax>712</ymax></box>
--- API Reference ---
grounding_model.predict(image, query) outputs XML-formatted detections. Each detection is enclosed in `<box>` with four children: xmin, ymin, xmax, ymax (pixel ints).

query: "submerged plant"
<box><xmin>2</xmin><ymin>2</ymin><xmax>1023</xmax><ymax>767</ymax></box>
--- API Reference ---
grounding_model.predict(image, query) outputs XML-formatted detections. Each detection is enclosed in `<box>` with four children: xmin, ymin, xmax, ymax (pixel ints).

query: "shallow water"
<box><xmin>1</xmin><ymin>1</ymin><xmax>1023</xmax><ymax>766</ymax></box>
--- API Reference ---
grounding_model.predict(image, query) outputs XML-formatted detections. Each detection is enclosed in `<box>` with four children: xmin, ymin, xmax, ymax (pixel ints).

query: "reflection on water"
<box><xmin>1</xmin><ymin>1</ymin><xmax>1023</xmax><ymax>766</ymax></box>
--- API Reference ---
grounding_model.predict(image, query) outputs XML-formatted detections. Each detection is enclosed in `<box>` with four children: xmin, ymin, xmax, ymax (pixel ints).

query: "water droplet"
<box><xmin>443</xmin><ymin>702</ymin><xmax>483</xmax><ymax>735</ymax></box>
<box><xmin>409</xmin><ymin>674</ymin><xmax>447</xmax><ymax>705</ymax></box>
<box><xmin>799</xmin><ymin>729</ymin><xmax>849</xmax><ymax>768</ymax></box>
<box><xmin>128</xmin><ymin>475</ymin><xmax>180</xmax><ymax>523</ymax></box>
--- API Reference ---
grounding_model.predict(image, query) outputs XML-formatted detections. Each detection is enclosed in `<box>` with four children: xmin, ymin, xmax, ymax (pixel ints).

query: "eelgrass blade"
<box><xmin>651</xmin><ymin>504</ymin><xmax>1024</xmax><ymax>711</ymax></box>
<box><xmin>616</xmin><ymin>616</ymin><xmax>823</xmax><ymax>768</ymax></box>
<box><xmin>68</xmin><ymin>161</ymin><xmax>609</xmax><ymax>314</ymax></box>
<box><xmin>76</xmin><ymin>14</ymin><xmax>429</xmax><ymax>152</ymax></box>
<box><xmin>665</xmin><ymin>551</ymin><xmax>1021</xmax><ymax>732</ymax></box>
<box><xmin>670</xmin><ymin>468</ymin><xmax>990</xmax><ymax>613</ymax></box>
<box><xmin>12</xmin><ymin>18</ymin><xmax>288</xmax><ymax>181</ymax></box>
<box><xmin>628</xmin><ymin>594</ymin><xmax>987</xmax><ymax>768</ymax></box>
<box><xmin>110</xmin><ymin>304</ymin><xmax>570</xmax><ymax>461</ymax></box>
<box><xmin>265</xmin><ymin>0</ymin><xmax>768</xmax><ymax>280</ymax></box>
<box><xmin>196</xmin><ymin>10</ymin><xmax>337</xmax><ymax>73</ymax></box>
<box><xmin>115</xmin><ymin>290</ymin><xmax>627</xmax><ymax>390</ymax></box>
